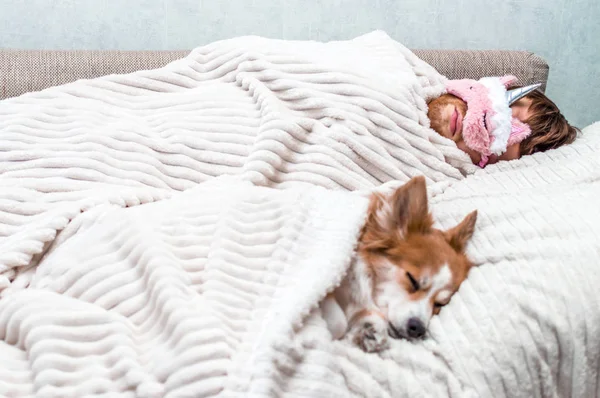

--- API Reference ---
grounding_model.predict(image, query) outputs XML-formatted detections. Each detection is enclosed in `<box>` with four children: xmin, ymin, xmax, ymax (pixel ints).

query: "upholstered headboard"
<box><xmin>0</xmin><ymin>49</ymin><xmax>549</xmax><ymax>100</ymax></box>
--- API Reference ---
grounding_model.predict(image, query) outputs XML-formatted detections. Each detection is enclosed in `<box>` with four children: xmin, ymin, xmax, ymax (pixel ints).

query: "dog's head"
<box><xmin>359</xmin><ymin>176</ymin><xmax>477</xmax><ymax>340</ymax></box>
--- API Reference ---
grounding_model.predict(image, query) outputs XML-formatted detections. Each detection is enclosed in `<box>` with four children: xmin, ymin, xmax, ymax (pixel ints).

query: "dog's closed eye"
<box><xmin>433</xmin><ymin>302</ymin><xmax>445</xmax><ymax>315</ymax></box>
<box><xmin>406</xmin><ymin>272</ymin><xmax>420</xmax><ymax>291</ymax></box>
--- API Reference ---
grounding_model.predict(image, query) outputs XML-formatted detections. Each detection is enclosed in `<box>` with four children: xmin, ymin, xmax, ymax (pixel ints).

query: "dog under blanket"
<box><xmin>0</xmin><ymin>30</ymin><xmax>599</xmax><ymax>398</ymax></box>
<box><xmin>0</xmin><ymin>31</ymin><xmax>477</xmax><ymax>293</ymax></box>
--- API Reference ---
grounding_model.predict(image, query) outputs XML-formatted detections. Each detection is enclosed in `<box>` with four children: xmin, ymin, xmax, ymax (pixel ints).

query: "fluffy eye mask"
<box><xmin>445</xmin><ymin>75</ymin><xmax>541</xmax><ymax>167</ymax></box>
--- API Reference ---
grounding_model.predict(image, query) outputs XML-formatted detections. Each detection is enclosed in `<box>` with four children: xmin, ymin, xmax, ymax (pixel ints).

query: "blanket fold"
<box><xmin>1</xmin><ymin>177</ymin><xmax>370</xmax><ymax>398</ymax></box>
<box><xmin>1</xmin><ymin>30</ymin><xmax>599</xmax><ymax>398</ymax></box>
<box><xmin>0</xmin><ymin>31</ymin><xmax>474</xmax><ymax>290</ymax></box>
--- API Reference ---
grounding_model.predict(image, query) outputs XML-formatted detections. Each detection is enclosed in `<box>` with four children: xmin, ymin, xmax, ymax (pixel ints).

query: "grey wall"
<box><xmin>1</xmin><ymin>0</ymin><xmax>598</xmax><ymax>127</ymax></box>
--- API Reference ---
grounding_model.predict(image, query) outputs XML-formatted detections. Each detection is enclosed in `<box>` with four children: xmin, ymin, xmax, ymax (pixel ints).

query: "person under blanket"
<box><xmin>427</xmin><ymin>76</ymin><xmax>579</xmax><ymax>167</ymax></box>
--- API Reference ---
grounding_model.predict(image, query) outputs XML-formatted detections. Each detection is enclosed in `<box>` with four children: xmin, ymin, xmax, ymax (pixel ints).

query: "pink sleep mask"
<box><xmin>445</xmin><ymin>76</ymin><xmax>540</xmax><ymax>167</ymax></box>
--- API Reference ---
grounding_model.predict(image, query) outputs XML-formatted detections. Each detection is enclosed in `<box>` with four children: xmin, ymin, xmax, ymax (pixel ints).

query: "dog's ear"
<box><xmin>444</xmin><ymin>210</ymin><xmax>478</xmax><ymax>252</ymax></box>
<box><xmin>389</xmin><ymin>176</ymin><xmax>433</xmax><ymax>237</ymax></box>
<box><xmin>360</xmin><ymin>192</ymin><xmax>395</xmax><ymax>251</ymax></box>
<box><xmin>361</xmin><ymin>176</ymin><xmax>433</xmax><ymax>251</ymax></box>
<box><xmin>391</xmin><ymin>176</ymin><xmax>433</xmax><ymax>235</ymax></box>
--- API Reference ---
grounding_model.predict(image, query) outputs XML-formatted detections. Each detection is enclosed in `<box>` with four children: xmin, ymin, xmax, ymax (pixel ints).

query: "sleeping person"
<box><xmin>426</xmin><ymin>76</ymin><xmax>579</xmax><ymax>167</ymax></box>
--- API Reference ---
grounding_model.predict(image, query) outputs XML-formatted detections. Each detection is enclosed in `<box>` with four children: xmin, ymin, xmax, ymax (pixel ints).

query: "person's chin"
<box><xmin>437</xmin><ymin>124</ymin><xmax>454</xmax><ymax>140</ymax></box>
<box><xmin>430</xmin><ymin>125</ymin><xmax>450</xmax><ymax>140</ymax></box>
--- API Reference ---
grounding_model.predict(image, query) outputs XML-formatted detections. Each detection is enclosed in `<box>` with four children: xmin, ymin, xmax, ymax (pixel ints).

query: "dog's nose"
<box><xmin>406</xmin><ymin>317</ymin><xmax>426</xmax><ymax>339</ymax></box>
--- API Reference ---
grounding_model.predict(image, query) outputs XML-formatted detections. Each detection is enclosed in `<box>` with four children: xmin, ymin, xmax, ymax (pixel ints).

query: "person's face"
<box><xmin>427</xmin><ymin>94</ymin><xmax>533</xmax><ymax>165</ymax></box>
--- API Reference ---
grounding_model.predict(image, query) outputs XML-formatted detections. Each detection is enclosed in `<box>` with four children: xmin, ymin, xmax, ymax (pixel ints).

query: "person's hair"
<box><xmin>517</xmin><ymin>88</ymin><xmax>580</xmax><ymax>156</ymax></box>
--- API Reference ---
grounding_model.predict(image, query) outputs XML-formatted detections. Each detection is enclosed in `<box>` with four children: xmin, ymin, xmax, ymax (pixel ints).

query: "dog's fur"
<box><xmin>321</xmin><ymin>176</ymin><xmax>478</xmax><ymax>352</ymax></box>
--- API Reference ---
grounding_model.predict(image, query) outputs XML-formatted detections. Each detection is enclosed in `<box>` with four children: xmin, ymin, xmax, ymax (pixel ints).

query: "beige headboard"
<box><xmin>0</xmin><ymin>49</ymin><xmax>549</xmax><ymax>100</ymax></box>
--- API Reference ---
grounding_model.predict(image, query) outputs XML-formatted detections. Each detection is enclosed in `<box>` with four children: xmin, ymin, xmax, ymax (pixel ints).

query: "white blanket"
<box><xmin>1</xmin><ymin>31</ymin><xmax>599</xmax><ymax>397</ymax></box>
<box><xmin>1</xmin><ymin>178</ymin><xmax>372</xmax><ymax>398</ymax></box>
<box><xmin>0</xmin><ymin>31</ymin><xmax>475</xmax><ymax>292</ymax></box>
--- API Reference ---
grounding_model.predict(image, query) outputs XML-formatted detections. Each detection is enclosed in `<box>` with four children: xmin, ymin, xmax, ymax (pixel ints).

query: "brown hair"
<box><xmin>517</xmin><ymin>88</ymin><xmax>580</xmax><ymax>156</ymax></box>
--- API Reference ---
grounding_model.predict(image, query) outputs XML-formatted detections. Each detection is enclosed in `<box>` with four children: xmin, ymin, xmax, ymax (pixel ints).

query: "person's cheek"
<box><xmin>499</xmin><ymin>143</ymin><xmax>521</xmax><ymax>161</ymax></box>
<box><xmin>457</xmin><ymin>140</ymin><xmax>481</xmax><ymax>165</ymax></box>
<box><xmin>511</xmin><ymin>106</ymin><xmax>521</xmax><ymax>120</ymax></box>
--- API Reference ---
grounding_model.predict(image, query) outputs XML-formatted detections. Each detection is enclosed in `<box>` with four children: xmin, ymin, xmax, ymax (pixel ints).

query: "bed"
<box><xmin>0</xmin><ymin>31</ymin><xmax>598</xmax><ymax>398</ymax></box>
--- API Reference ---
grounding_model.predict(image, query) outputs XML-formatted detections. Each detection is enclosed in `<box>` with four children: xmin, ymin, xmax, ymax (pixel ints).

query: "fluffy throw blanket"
<box><xmin>0</xmin><ymin>177</ymin><xmax>372</xmax><ymax>397</ymax></box>
<box><xmin>1</xmin><ymin>30</ymin><xmax>599</xmax><ymax>397</ymax></box>
<box><xmin>0</xmin><ymin>31</ymin><xmax>476</xmax><ymax>292</ymax></box>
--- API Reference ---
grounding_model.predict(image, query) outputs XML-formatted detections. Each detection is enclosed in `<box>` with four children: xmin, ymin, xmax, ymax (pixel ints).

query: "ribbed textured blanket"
<box><xmin>0</xmin><ymin>31</ymin><xmax>475</xmax><ymax>293</ymax></box>
<box><xmin>0</xmin><ymin>30</ymin><xmax>599</xmax><ymax>398</ymax></box>
<box><xmin>1</xmin><ymin>177</ymin><xmax>373</xmax><ymax>397</ymax></box>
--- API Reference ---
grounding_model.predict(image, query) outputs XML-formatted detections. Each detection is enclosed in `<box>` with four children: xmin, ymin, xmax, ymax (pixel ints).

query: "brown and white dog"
<box><xmin>321</xmin><ymin>176</ymin><xmax>478</xmax><ymax>352</ymax></box>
